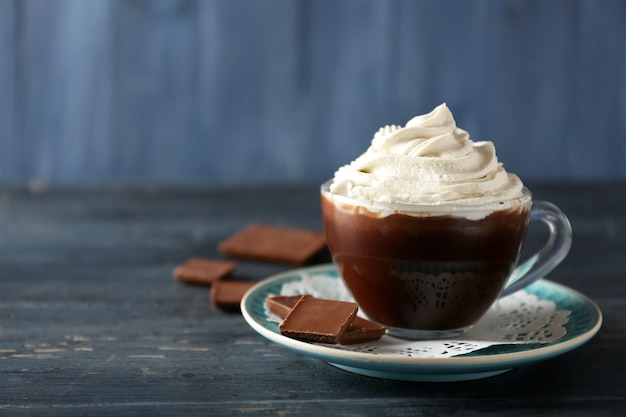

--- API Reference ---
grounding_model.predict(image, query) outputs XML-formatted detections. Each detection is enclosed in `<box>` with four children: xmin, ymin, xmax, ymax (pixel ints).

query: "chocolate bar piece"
<box><xmin>278</xmin><ymin>297</ymin><xmax>358</xmax><ymax>344</ymax></box>
<box><xmin>218</xmin><ymin>223</ymin><xmax>326</xmax><ymax>265</ymax></box>
<box><xmin>339</xmin><ymin>316</ymin><xmax>387</xmax><ymax>345</ymax></box>
<box><xmin>173</xmin><ymin>257</ymin><xmax>236</xmax><ymax>286</ymax></box>
<box><xmin>210</xmin><ymin>280</ymin><xmax>256</xmax><ymax>311</ymax></box>
<box><xmin>267</xmin><ymin>295</ymin><xmax>386</xmax><ymax>344</ymax></box>
<box><xmin>265</xmin><ymin>295</ymin><xmax>307</xmax><ymax>318</ymax></box>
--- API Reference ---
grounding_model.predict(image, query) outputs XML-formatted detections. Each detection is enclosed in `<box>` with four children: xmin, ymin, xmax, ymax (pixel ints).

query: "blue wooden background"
<box><xmin>1</xmin><ymin>0</ymin><xmax>625</xmax><ymax>184</ymax></box>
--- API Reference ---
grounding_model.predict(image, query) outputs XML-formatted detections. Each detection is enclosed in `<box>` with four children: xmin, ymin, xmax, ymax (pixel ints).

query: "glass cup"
<box><xmin>320</xmin><ymin>180</ymin><xmax>572</xmax><ymax>339</ymax></box>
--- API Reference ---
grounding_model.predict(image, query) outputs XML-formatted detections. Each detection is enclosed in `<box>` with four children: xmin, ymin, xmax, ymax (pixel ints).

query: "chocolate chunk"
<box><xmin>173</xmin><ymin>257</ymin><xmax>236</xmax><ymax>286</ymax></box>
<box><xmin>267</xmin><ymin>295</ymin><xmax>386</xmax><ymax>344</ymax></box>
<box><xmin>339</xmin><ymin>316</ymin><xmax>387</xmax><ymax>345</ymax></box>
<box><xmin>278</xmin><ymin>297</ymin><xmax>358</xmax><ymax>344</ymax></box>
<box><xmin>218</xmin><ymin>223</ymin><xmax>326</xmax><ymax>265</ymax></box>
<box><xmin>210</xmin><ymin>280</ymin><xmax>256</xmax><ymax>311</ymax></box>
<box><xmin>265</xmin><ymin>295</ymin><xmax>307</xmax><ymax>318</ymax></box>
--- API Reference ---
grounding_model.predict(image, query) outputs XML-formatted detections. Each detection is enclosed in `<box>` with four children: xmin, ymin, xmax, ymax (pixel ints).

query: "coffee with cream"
<box><xmin>322</xmin><ymin>104</ymin><xmax>534</xmax><ymax>337</ymax></box>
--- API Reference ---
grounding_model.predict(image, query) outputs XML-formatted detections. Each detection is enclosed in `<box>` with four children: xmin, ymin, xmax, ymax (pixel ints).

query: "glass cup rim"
<box><xmin>321</xmin><ymin>179</ymin><xmax>532</xmax><ymax>217</ymax></box>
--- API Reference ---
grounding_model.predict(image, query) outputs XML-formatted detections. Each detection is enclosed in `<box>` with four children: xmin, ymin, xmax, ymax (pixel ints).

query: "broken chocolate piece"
<box><xmin>278</xmin><ymin>297</ymin><xmax>358</xmax><ymax>344</ymax></box>
<box><xmin>210</xmin><ymin>280</ymin><xmax>256</xmax><ymax>311</ymax></box>
<box><xmin>173</xmin><ymin>257</ymin><xmax>236</xmax><ymax>286</ymax></box>
<box><xmin>339</xmin><ymin>316</ymin><xmax>387</xmax><ymax>345</ymax></box>
<box><xmin>265</xmin><ymin>295</ymin><xmax>307</xmax><ymax>318</ymax></box>
<box><xmin>218</xmin><ymin>223</ymin><xmax>326</xmax><ymax>265</ymax></box>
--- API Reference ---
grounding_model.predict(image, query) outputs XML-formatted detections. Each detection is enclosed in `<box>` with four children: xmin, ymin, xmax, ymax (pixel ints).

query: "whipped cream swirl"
<box><xmin>329</xmin><ymin>103</ymin><xmax>524</xmax><ymax>210</ymax></box>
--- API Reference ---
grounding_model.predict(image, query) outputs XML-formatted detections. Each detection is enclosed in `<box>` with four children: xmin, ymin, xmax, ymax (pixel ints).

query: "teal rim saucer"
<box><xmin>241</xmin><ymin>264</ymin><xmax>602</xmax><ymax>382</ymax></box>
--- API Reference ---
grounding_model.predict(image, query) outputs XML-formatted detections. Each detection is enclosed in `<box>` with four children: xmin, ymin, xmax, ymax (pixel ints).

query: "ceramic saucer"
<box><xmin>241</xmin><ymin>264</ymin><xmax>602</xmax><ymax>382</ymax></box>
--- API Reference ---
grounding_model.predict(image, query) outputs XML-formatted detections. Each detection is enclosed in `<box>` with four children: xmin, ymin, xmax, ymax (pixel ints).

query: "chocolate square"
<box><xmin>218</xmin><ymin>223</ymin><xmax>326</xmax><ymax>265</ymax></box>
<box><xmin>210</xmin><ymin>280</ymin><xmax>256</xmax><ymax>311</ymax></box>
<box><xmin>278</xmin><ymin>297</ymin><xmax>358</xmax><ymax>344</ymax></box>
<box><xmin>267</xmin><ymin>295</ymin><xmax>386</xmax><ymax>344</ymax></box>
<box><xmin>173</xmin><ymin>257</ymin><xmax>236</xmax><ymax>286</ymax></box>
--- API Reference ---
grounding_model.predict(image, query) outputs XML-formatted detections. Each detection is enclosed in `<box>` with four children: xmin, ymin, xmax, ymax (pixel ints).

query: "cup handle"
<box><xmin>499</xmin><ymin>201</ymin><xmax>572</xmax><ymax>297</ymax></box>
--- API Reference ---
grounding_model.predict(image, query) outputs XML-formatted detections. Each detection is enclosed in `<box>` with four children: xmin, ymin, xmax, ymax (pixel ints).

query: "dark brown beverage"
<box><xmin>321</xmin><ymin>193</ymin><xmax>531</xmax><ymax>334</ymax></box>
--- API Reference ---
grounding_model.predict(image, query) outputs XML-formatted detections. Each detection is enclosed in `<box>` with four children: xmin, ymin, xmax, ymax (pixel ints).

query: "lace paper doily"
<box><xmin>269</xmin><ymin>272</ymin><xmax>571</xmax><ymax>359</ymax></box>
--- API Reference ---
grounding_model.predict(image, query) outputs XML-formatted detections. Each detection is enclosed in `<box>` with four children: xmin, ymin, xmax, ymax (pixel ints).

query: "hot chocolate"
<box><xmin>322</xmin><ymin>104</ymin><xmax>570</xmax><ymax>338</ymax></box>
<box><xmin>321</xmin><ymin>191</ymin><xmax>531</xmax><ymax>331</ymax></box>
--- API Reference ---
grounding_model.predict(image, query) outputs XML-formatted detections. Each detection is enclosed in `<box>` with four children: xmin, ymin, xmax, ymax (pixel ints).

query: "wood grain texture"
<box><xmin>1</xmin><ymin>0</ymin><xmax>625</xmax><ymax>184</ymax></box>
<box><xmin>0</xmin><ymin>182</ymin><xmax>624</xmax><ymax>415</ymax></box>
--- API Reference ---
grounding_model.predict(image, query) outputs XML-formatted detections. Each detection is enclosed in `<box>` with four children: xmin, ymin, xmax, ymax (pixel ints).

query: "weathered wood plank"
<box><xmin>0</xmin><ymin>183</ymin><xmax>623</xmax><ymax>417</ymax></box>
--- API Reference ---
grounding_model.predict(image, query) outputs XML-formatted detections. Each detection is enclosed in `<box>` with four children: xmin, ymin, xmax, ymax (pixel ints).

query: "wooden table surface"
<box><xmin>0</xmin><ymin>183</ymin><xmax>624</xmax><ymax>416</ymax></box>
